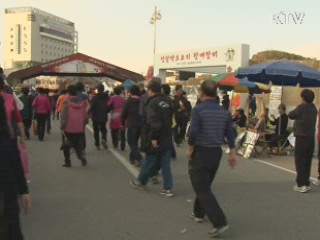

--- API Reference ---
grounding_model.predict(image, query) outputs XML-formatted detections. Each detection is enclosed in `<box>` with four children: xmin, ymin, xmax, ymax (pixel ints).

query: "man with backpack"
<box><xmin>60</xmin><ymin>85</ymin><xmax>88</xmax><ymax>168</ymax></box>
<box><xmin>89</xmin><ymin>84</ymin><xmax>109</xmax><ymax>150</ymax></box>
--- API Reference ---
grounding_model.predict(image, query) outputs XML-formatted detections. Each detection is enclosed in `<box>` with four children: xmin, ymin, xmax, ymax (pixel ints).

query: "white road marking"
<box><xmin>86</xmin><ymin>126</ymin><xmax>139</xmax><ymax>178</ymax></box>
<box><xmin>88</xmin><ymin>126</ymin><xmax>317</xmax><ymax>181</ymax></box>
<box><xmin>252</xmin><ymin>158</ymin><xmax>318</xmax><ymax>181</ymax></box>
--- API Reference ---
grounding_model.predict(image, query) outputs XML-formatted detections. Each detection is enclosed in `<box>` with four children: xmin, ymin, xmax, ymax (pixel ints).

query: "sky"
<box><xmin>1</xmin><ymin>0</ymin><xmax>320</xmax><ymax>74</ymax></box>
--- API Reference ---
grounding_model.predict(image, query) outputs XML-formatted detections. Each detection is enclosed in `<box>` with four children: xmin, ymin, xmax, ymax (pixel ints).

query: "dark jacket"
<box><xmin>270</xmin><ymin>113</ymin><xmax>288</xmax><ymax>136</ymax></box>
<box><xmin>19</xmin><ymin>94</ymin><xmax>33</xmax><ymax>120</ymax></box>
<box><xmin>222</xmin><ymin>95</ymin><xmax>230</xmax><ymax>110</ymax></box>
<box><xmin>139</xmin><ymin>92</ymin><xmax>149</xmax><ymax>117</ymax></box>
<box><xmin>0</xmin><ymin>140</ymin><xmax>29</xmax><ymax>195</ymax></box>
<box><xmin>288</xmin><ymin>103</ymin><xmax>318</xmax><ymax>137</ymax></box>
<box><xmin>233</xmin><ymin>114</ymin><xmax>247</xmax><ymax>128</ymax></box>
<box><xmin>122</xmin><ymin>96</ymin><xmax>142</xmax><ymax>128</ymax></box>
<box><xmin>140</xmin><ymin>94</ymin><xmax>174</xmax><ymax>153</ymax></box>
<box><xmin>90</xmin><ymin>92</ymin><xmax>109</xmax><ymax>122</ymax></box>
<box><xmin>174</xmin><ymin>95</ymin><xmax>192</xmax><ymax>121</ymax></box>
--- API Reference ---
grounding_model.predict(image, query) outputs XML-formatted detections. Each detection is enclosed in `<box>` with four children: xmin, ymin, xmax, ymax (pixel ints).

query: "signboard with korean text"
<box><xmin>154</xmin><ymin>44</ymin><xmax>250</xmax><ymax>75</ymax></box>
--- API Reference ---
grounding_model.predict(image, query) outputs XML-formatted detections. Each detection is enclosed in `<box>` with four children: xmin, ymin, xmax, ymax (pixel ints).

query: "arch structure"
<box><xmin>6</xmin><ymin>52</ymin><xmax>145</xmax><ymax>86</ymax></box>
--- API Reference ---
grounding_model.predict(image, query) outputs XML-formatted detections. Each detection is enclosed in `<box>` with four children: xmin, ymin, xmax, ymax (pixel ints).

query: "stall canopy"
<box><xmin>6</xmin><ymin>53</ymin><xmax>145</xmax><ymax>86</ymax></box>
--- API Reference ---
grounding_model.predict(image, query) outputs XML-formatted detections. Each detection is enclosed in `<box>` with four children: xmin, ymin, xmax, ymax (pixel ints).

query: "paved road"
<box><xmin>21</xmin><ymin>121</ymin><xmax>320</xmax><ymax>240</ymax></box>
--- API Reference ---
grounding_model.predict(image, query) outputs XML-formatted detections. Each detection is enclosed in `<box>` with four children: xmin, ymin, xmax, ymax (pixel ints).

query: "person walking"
<box><xmin>130</xmin><ymin>79</ymin><xmax>175</xmax><ymax>197</ymax></box>
<box><xmin>89</xmin><ymin>84</ymin><xmax>109</xmax><ymax>150</ymax></box>
<box><xmin>108</xmin><ymin>86</ymin><xmax>126</xmax><ymax>150</ymax></box>
<box><xmin>288</xmin><ymin>89</ymin><xmax>318</xmax><ymax>193</ymax></box>
<box><xmin>222</xmin><ymin>91</ymin><xmax>230</xmax><ymax>110</ymax></box>
<box><xmin>0</xmin><ymin>75</ymin><xmax>31</xmax><ymax>240</ymax></box>
<box><xmin>314</xmin><ymin>108</ymin><xmax>320</xmax><ymax>186</ymax></box>
<box><xmin>60</xmin><ymin>85</ymin><xmax>88</xmax><ymax>167</ymax></box>
<box><xmin>173</xmin><ymin>85</ymin><xmax>192</xmax><ymax>145</ymax></box>
<box><xmin>187</xmin><ymin>80</ymin><xmax>236</xmax><ymax>238</ymax></box>
<box><xmin>32</xmin><ymin>88</ymin><xmax>51</xmax><ymax>141</ymax></box>
<box><xmin>45</xmin><ymin>88</ymin><xmax>52</xmax><ymax>134</ymax></box>
<box><xmin>76</xmin><ymin>82</ymin><xmax>90</xmax><ymax>149</ymax></box>
<box><xmin>52</xmin><ymin>90</ymin><xmax>59</xmax><ymax>120</ymax></box>
<box><xmin>150</xmin><ymin>84</ymin><xmax>177</xmax><ymax>184</ymax></box>
<box><xmin>122</xmin><ymin>85</ymin><xmax>143</xmax><ymax>166</ymax></box>
<box><xmin>56</xmin><ymin>90</ymin><xmax>68</xmax><ymax>120</ymax></box>
<box><xmin>19</xmin><ymin>87</ymin><xmax>33</xmax><ymax>140</ymax></box>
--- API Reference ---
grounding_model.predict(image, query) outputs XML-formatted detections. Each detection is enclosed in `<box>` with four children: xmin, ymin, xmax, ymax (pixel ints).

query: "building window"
<box><xmin>41</xmin><ymin>50</ymin><xmax>44</xmax><ymax>54</ymax></box>
<box><xmin>10</xmin><ymin>42</ymin><xmax>13</xmax><ymax>45</ymax></box>
<box><xmin>10</xmin><ymin>49</ymin><xmax>14</xmax><ymax>52</ymax></box>
<box><xmin>10</xmin><ymin>28</ymin><xmax>13</xmax><ymax>31</ymax></box>
<box><xmin>10</xmin><ymin>35</ymin><xmax>13</xmax><ymax>38</ymax></box>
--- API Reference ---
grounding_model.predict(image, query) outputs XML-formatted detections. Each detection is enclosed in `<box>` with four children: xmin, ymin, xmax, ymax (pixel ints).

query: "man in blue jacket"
<box><xmin>187</xmin><ymin>80</ymin><xmax>236</xmax><ymax>238</ymax></box>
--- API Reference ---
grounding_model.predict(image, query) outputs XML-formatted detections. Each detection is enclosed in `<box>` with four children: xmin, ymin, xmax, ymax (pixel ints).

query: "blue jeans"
<box><xmin>138</xmin><ymin>149</ymin><xmax>173</xmax><ymax>190</ymax></box>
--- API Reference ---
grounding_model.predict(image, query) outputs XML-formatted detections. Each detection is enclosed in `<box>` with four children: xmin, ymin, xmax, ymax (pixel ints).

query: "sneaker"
<box><xmin>129</xmin><ymin>180</ymin><xmax>146</xmax><ymax>191</ymax></box>
<box><xmin>293</xmin><ymin>185</ymin><xmax>308</xmax><ymax>193</ymax></box>
<box><xmin>208</xmin><ymin>225</ymin><xmax>229</xmax><ymax>238</ymax></box>
<box><xmin>160</xmin><ymin>189</ymin><xmax>174</xmax><ymax>197</ymax></box>
<box><xmin>306</xmin><ymin>186</ymin><xmax>311</xmax><ymax>192</ymax></box>
<box><xmin>312</xmin><ymin>178</ymin><xmax>320</xmax><ymax>186</ymax></box>
<box><xmin>101</xmin><ymin>140</ymin><xmax>108</xmax><ymax>149</ymax></box>
<box><xmin>62</xmin><ymin>164</ymin><xmax>71</xmax><ymax>168</ymax></box>
<box><xmin>80</xmin><ymin>156</ymin><xmax>87</xmax><ymax>167</ymax></box>
<box><xmin>190</xmin><ymin>213</ymin><xmax>204</xmax><ymax>223</ymax></box>
<box><xmin>151</xmin><ymin>175</ymin><xmax>160</xmax><ymax>184</ymax></box>
<box><xmin>96</xmin><ymin>146</ymin><xmax>101</xmax><ymax>151</ymax></box>
<box><xmin>134</xmin><ymin>161</ymin><xmax>141</xmax><ymax>168</ymax></box>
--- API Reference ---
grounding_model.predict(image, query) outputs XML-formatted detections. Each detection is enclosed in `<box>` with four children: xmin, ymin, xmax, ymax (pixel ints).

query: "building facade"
<box><xmin>3</xmin><ymin>7</ymin><xmax>78</xmax><ymax>69</ymax></box>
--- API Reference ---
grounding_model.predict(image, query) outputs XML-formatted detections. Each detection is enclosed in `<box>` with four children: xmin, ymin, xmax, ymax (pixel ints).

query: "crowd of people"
<box><xmin>2</xmin><ymin>66</ymin><xmax>320</xmax><ymax>238</ymax></box>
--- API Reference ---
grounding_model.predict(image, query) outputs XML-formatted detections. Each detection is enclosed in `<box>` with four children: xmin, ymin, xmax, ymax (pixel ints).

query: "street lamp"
<box><xmin>150</xmin><ymin>6</ymin><xmax>162</xmax><ymax>55</ymax></box>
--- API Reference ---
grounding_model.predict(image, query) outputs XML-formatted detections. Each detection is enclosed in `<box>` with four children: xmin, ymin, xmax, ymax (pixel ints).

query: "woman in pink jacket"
<box><xmin>108</xmin><ymin>86</ymin><xmax>126</xmax><ymax>150</ymax></box>
<box><xmin>32</xmin><ymin>88</ymin><xmax>51</xmax><ymax>141</ymax></box>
